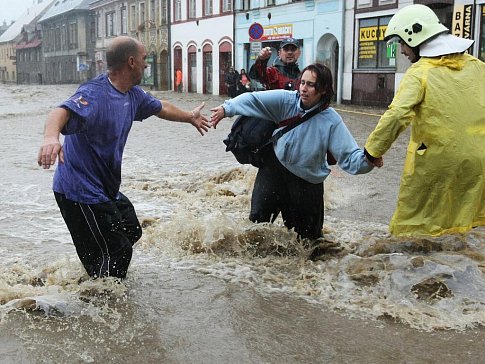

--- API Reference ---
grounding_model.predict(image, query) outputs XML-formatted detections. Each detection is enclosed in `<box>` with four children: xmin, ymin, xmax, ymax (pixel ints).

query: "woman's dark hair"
<box><xmin>106</xmin><ymin>38</ymin><xmax>139</xmax><ymax>70</ymax></box>
<box><xmin>300</xmin><ymin>63</ymin><xmax>334</xmax><ymax>107</ymax></box>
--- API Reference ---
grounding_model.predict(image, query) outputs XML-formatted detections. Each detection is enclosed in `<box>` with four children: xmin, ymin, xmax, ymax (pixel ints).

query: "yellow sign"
<box><xmin>359</xmin><ymin>42</ymin><xmax>377</xmax><ymax>59</ymax></box>
<box><xmin>359</xmin><ymin>26</ymin><xmax>387</xmax><ymax>41</ymax></box>
<box><xmin>261</xmin><ymin>24</ymin><xmax>293</xmax><ymax>41</ymax></box>
<box><xmin>453</xmin><ymin>4</ymin><xmax>473</xmax><ymax>39</ymax></box>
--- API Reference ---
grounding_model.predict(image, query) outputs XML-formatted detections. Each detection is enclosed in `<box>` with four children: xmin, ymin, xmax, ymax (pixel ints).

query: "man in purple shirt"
<box><xmin>38</xmin><ymin>36</ymin><xmax>211</xmax><ymax>279</ymax></box>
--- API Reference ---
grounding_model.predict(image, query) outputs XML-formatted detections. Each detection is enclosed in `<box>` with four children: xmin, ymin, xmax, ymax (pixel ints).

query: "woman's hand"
<box><xmin>210</xmin><ymin>106</ymin><xmax>226</xmax><ymax>129</ymax></box>
<box><xmin>367</xmin><ymin>156</ymin><xmax>383</xmax><ymax>168</ymax></box>
<box><xmin>364</xmin><ymin>148</ymin><xmax>383</xmax><ymax>168</ymax></box>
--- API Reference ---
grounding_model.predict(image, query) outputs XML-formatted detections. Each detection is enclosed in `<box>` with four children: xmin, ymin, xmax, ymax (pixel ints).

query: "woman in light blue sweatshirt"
<box><xmin>211</xmin><ymin>63</ymin><xmax>380</xmax><ymax>259</ymax></box>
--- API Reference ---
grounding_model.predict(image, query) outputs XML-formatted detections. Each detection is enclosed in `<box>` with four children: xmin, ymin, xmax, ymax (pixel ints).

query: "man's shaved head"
<box><xmin>106</xmin><ymin>36</ymin><xmax>142</xmax><ymax>71</ymax></box>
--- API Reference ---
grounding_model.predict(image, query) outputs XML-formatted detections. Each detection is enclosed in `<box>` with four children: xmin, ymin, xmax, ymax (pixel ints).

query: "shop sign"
<box><xmin>386</xmin><ymin>42</ymin><xmax>396</xmax><ymax>58</ymax></box>
<box><xmin>78</xmin><ymin>63</ymin><xmax>88</xmax><ymax>71</ymax></box>
<box><xmin>453</xmin><ymin>4</ymin><xmax>473</xmax><ymax>39</ymax></box>
<box><xmin>250</xmin><ymin>42</ymin><xmax>262</xmax><ymax>53</ymax></box>
<box><xmin>95</xmin><ymin>51</ymin><xmax>104</xmax><ymax>61</ymax></box>
<box><xmin>359</xmin><ymin>26</ymin><xmax>387</xmax><ymax>42</ymax></box>
<box><xmin>260</xmin><ymin>24</ymin><xmax>293</xmax><ymax>41</ymax></box>
<box><xmin>77</xmin><ymin>56</ymin><xmax>89</xmax><ymax>72</ymax></box>
<box><xmin>358</xmin><ymin>25</ymin><xmax>387</xmax><ymax>61</ymax></box>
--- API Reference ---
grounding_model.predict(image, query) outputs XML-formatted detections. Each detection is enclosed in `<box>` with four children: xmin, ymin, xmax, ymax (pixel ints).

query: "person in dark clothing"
<box><xmin>224</xmin><ymin>67</ymin><xmax>239</xmax><ymax>98</ymax></box>
<box><xmin>211</xmin><ymin>63</ymin><xmax>379</xmax><ymax>260</ymax></box>
<box><xmin>249</xmin><ymin>37</ymin><xmax>301</xmax><ymax>91</ymax></box>
<box><xmin>38</xmin><ymin>36</ymin><xmax>211</xmax><ymax>279</ymax></box>
<box><xmin>237</xmin><ymin>68</ymin><xmax>251</xmax><ymax>95</ymax></box>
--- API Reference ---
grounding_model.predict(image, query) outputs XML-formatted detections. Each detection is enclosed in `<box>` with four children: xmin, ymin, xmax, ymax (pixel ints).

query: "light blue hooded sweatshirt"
<box><xmin>222</xmin><ymin>89</ymin><xmax>373</xmax><ymax>184</ymax></box>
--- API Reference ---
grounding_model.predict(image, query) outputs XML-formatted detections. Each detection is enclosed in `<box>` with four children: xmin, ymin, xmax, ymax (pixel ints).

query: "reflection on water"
<box><xmin>1</xmin><ymin>84</ymin><xmax>484</xmax><ymax>363</ymax></box>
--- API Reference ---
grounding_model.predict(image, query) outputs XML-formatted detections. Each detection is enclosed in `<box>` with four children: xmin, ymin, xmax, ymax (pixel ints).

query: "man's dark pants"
<box><xmin>54</xmin><ymin>192</ymin><xmax>142</xmax><ymax>279</ymax></box>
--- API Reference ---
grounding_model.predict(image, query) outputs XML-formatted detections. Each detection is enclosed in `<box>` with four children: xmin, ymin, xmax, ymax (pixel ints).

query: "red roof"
<box><xmin>16</xmin><ymin>39</ymin><xmax>41</xmax><ymax>49</ymax></box>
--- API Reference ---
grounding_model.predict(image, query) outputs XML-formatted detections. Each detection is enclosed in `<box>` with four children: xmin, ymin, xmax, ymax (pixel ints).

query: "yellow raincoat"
<box><xmin>365</xmin><ymin>53</ymin><xmax>485</xmax><ymax>236</ymax></box>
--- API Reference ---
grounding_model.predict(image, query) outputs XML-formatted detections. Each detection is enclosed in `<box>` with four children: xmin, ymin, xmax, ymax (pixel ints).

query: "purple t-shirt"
<box><xmin>53</xmin><ymin>74</ymin><xmax>162</xmax><ymax>203</ymax></box>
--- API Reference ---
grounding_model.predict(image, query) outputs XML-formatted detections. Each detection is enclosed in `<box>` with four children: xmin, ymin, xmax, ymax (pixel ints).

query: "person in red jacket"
<box><xmin>249</xmin><ymin>37</ymin><xmax>301</xmax><ymax>91</ymax></box>
<box><xmin>175</xmin><ymin>68</ymin><xmax>183</xmax><ymax>92</ymax></box>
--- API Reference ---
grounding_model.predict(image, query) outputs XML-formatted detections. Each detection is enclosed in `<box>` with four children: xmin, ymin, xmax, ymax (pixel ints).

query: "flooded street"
<box><xmin>1</xmin><ymin>83</ymin><xmax>484</xmax><ymax>363</ymax></box>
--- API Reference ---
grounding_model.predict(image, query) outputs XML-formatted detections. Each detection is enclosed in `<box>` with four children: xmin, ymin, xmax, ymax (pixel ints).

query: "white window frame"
<box><xmin>222</xmin><ymin>0</ymin><xmax>232</xmax><ymax>12</ymax></box>
<box><xmin>106</xmin><ymin>11</ymin><xmax>115</xmax><ymax>37</ymax></box>
<box><xmin>174</xmin><ymin>0</ymin><xmax>182</xmax><ymax>21</ymax></box>
<box><xmin>188</xmin><ymin>0</ymin><xmax>196</xmax><ymax>18</ymax></box>
<box><xmin>130</xmin><ymin>4</ymin><xmax>136</xmax><ymax>30</ymax></box>
<box><xmin>121</xmin><ymin>6</ymin><xmax>127</xmax><ymax>34</ymax></box>
<box><xmin>204</xmin><ymin>0</ymin><xmax>213</xmax><ymax>16</ymax></box>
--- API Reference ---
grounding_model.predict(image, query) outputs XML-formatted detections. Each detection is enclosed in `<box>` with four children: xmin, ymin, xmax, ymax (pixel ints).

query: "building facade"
<box><xmin>234</xmin><ymin>0</ymin><xmax>345</xmax><ymax>100</ymax></box>
<box><xmin>347</xmin><ymin>0</ymin><xmax>485</xmax><ymax>106</ymax></box>
<box><xmin>0</xmin><ymin>0</ymin><xmax>54</xmax><ymax>83</ymax></box>
<box><xmin>90</xmin><ymin>0</ymin><xmax>128</xmax><ymax>77</ymax></box>
<box><xmin>38</xmin><ymin>0</ymin><xmax>96</xmax><ymax>84</ymax></box>
<box><xmin>346</xmin><ymin>0</ymin><xmax>400</xmax><ymax>106</ymax></box>
<box><xmin>16</xmin><ymin>24</ymin><xmax>45</xmax><ymax>84</ymax></box>
<box><xmin>126</xmin><ymin>0</ymin><xmax>170</xmax><ymax>90</ymax></box>
<box><xmin>171</xmin><ymin>0</ymin><xmax>234</xmax><ymax>95</ymax></box>
<box><xmin>0</xmin><ymin>41</ymin><xmax>17</xmax><ymax>83</ymax></box>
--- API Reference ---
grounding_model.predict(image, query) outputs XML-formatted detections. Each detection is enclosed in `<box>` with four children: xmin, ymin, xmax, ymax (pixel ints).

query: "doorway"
<box><xmin>316</xmin><ymin>34</ymin><xmax>339</xmax><ymax>99</ymax></box>
<box><xmin>188</xmin><ymin>45</ymin><xmax>197</xmax><ymax>92</ymax></box>
<box><xmin>219</xmin><ymin>42</ymin><xmax>232</xmax><ymax>95</ymax></box>
<box><xmin>203</xmin><ymin>44</ymin><xmax>213</xmax><ymax>94</ymax></box>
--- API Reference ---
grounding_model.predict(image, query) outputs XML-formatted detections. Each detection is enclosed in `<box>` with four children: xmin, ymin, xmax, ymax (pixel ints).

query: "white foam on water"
<box><xmin>0</xmin><ymin>256</ymin><xmax>129</xmax><ymax>325</ymax></box>
<box><xmin>134</xmin><ymin>167</ymin><xmax>485</xmax><ymax>332</ymax></box>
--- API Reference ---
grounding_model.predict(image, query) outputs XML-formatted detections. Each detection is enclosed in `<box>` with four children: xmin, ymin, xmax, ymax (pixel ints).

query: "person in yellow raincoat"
<box><xmin>365</xmin><ymin>4</ymin><xmax>485</xmax><ymax>237</ymax></box>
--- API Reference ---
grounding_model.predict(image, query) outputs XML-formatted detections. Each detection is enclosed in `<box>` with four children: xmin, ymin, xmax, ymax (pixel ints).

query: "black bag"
<box><xmin>223</xmin><ymin>115</ymin><xmax>276</xmax><ymax>167</ymax></box>
<box><xmin>223</xmin><ymin>106</ymin><xmax>330</xmax><ymax>168</ymax></box>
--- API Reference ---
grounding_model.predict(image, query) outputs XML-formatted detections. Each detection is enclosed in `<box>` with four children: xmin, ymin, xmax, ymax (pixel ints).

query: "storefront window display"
<box><xmin>357</xmin><ymin>16</ymin><xmax>394</xmax><ymax>68</ymax></box>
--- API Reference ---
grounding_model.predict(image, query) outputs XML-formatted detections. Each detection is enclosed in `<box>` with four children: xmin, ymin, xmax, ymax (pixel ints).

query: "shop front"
<box><xmin>352</xmin><ymin>15</ymin><xmax>395</xmax><ymax>107</ymax></box>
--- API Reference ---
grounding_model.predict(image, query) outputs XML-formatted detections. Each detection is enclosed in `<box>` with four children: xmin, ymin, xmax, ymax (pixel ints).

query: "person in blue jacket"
<box><xmin>38</xmin><ymin>36</ymin><xmax>211</xmax><ymax>279</ymax></box>
<box><xmin>211</xmin><ymin>63</ymin><xmax>381</xmax><ymax>260</ymax></box>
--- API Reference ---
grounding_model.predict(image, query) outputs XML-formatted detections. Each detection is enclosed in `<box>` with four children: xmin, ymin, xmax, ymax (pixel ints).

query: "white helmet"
<box><xmin>385</xmin><ymin>4</ymin><xmax>448</xmax><ymax>47</ymax></box>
